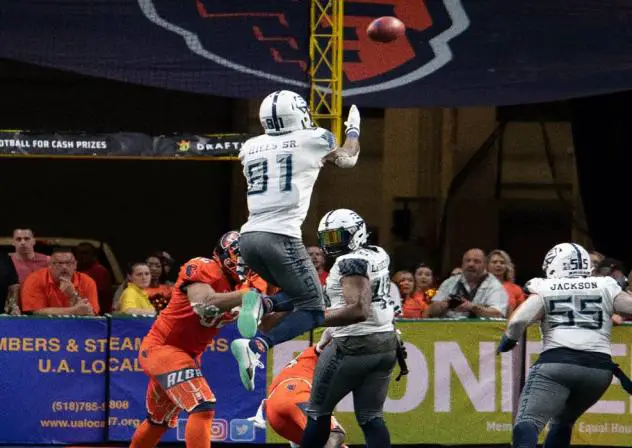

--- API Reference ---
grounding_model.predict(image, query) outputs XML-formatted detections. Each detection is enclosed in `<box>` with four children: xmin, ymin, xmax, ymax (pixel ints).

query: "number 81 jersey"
<box><xmin>326</xmin><ymin>245</ymin><xmax>395</xmax><ymax>338</ymax></box>
<box><xmin>239</xmin><ymin>128</ymin><xmax>336</xmax><ymax>239</ymax></box>
<box><xmin>528</xmin><ymin>276</ymin><xmax>622</xmax><ymax>355</ymax></box>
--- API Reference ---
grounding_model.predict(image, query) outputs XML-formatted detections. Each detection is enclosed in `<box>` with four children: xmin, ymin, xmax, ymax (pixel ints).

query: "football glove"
<box><xmin>344</xmin><ymin>105</ymin><xmax>360</xmax><ymax>137</ymax></box>
<box><xmin>497</xmin><ymin>334</ymin><xmax>518</xmax><ymax>354</ymax></box>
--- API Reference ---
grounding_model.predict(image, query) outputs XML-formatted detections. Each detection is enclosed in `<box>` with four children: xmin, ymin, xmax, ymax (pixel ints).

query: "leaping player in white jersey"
<box><xmin>498</xmin><ymin>242</ymin><xmax>632</xmax><ymax>448</ymax></box>
<box><xmin>300</xmin><ymin>208</ymin><xmax>401</xmax><ymax>448</ymax></box>
<box><xmin>231</xmin><ymin>90</ymin><xmax>362</xmax><ymax>391</ymax></box>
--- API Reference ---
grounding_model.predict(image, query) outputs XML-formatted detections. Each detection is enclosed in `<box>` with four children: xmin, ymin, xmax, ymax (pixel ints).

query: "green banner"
<box><xmin>266</xmin><ymin>320</ymin><xmax>514</xmax><ymax>445</ymax></box>
<box><xmin>527</xmin><ymin>324</ymin><xmax>632</xmax><ymax>446</ymax></box>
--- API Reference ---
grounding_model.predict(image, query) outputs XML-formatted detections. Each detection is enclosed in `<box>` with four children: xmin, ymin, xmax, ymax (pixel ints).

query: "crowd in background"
<box><xmin>2</xmin><ymin>227</ymin><xmax>631</xmax><ymax>324</ymax></box>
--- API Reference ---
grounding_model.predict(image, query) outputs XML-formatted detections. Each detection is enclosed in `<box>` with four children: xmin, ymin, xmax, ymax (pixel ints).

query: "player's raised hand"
<box><xmin>344</xmin><ymin>105</ymin><xmax>361</xmax><ymax>137</ymax></box>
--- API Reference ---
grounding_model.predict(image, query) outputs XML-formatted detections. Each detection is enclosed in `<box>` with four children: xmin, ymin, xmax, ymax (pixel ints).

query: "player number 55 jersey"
<box><xmin>527</xmin><ymin>276</ymin><xmax>622</xmax><ymax>355</ymax></box>
<box><xmin>326</xmin><ymin>246</ymin><xmax>395</xmax><ymax>338</ymax></box>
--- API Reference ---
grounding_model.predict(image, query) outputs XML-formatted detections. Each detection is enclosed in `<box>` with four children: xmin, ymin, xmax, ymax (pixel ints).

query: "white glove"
<box><xmin>344</xmin><ymin>105</ymin><xmax>360</xmax><ymax>137</ymax></box>
<box><xmin>316</xmin><ymin>327</ymin><xmax>334</xmax><ymax>353</ymax></box>
<box><xmin>247</xmin><ymin>399</ymin><xmax>267</xmax><ymax>429</ymax></box>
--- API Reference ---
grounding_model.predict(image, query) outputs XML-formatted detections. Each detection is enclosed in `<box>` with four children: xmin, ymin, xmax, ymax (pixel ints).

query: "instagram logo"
<box><xmin>211</xmin><ymin>419</ymin><xmax>228</xmax><ymax>441</ymax></box>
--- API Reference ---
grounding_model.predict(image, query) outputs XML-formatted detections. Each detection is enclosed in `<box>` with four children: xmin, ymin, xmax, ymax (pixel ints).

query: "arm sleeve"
<box><xmin>337</xmin><ymin>258</ymin><xmax>369</xmax><ymax>278</ymax></box>
<box><xmin>20</xmin><ymin>273</ymin><xmax>47</xmax><ymax>312</ymax></box>
<box><xmin>506</xmin><ymin>294</ymin><xmax>545</xmax><ymax>340</ymax></box>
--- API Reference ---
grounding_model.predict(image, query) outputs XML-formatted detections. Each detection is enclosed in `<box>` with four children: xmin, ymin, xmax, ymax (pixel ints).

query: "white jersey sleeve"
<box><xmin>239</xmin><ymin>128</ymin><xmax>336</xmax><ymax>239</ymax></box>
<box><xmin>532</xmin><ymin>276</ymin><xmax>621</xmax><ymax>355</ymax></box>
<box><xmin>327</xmin><ymin>246</ymin><xmax>395</xmax><ymax>338</ymax></box>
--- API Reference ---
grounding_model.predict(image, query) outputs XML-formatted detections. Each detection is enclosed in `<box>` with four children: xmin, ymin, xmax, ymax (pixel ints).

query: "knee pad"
<box><xmin>189</xmin><ymin>401</ymin><xmax>215</xmax><ymax>414</ymax></box>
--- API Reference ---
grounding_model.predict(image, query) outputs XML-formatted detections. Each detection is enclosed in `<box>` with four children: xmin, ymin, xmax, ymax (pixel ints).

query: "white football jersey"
<box><xmin>239</xmin><ymin>128</ymin><xmax>336</xmax><ymax>239</ymax></box>
<box><xmin>528</xmin><ymin>276</ymin><xmax>622</xmax><ymax>355</ymax></box>
<box><xmin>326</xmin><ymin>246</ymin><xmax>395</xmax><ymax>337</ymax></box>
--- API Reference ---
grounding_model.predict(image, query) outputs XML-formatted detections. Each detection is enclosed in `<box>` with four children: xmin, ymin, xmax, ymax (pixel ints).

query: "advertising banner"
<box><xmin>0</xmin><ymin>316</ymin><xmax>108</xmax><ymax>444</ymax></box>
<box><xmin>107</xmin><ymin>316</ymin><xmax>267</xmax><ymax>444</ymax></box>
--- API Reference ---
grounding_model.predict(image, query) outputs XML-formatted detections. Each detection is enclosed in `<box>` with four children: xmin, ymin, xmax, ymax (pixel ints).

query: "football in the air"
<box><xmin>367</xmin><ymin>16</ymin><xmax>406</xmax><ymax>43</ymax></box>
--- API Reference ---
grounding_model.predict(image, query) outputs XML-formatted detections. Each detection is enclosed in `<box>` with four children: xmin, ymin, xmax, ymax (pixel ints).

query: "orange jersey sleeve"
<box><xmin>144</xmin><ymin>257</ymin><xmax>235</xmax><ymax>356</ymax></box>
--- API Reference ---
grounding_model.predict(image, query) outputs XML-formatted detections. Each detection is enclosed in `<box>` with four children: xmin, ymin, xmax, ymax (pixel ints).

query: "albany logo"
<box><xmin>138</xmin><ymin>0</ymin><xmax>469</xmax><ymax>97</ymax></box>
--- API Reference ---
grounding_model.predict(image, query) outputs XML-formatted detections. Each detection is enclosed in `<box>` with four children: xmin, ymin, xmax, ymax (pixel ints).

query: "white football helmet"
<box><xmin>259</xmin><ymin>90</ymin><xmax>314</xmax><ymax>134</ymax></box>
<box><xmin>542</xmin><ymin>242</ymin><xmax>591</xmax><ymax>279</ymax></box>
<box><xmin>317</xmin><ymin>208</ymin><xmax>368</xmax><ymax>257</ymax></box>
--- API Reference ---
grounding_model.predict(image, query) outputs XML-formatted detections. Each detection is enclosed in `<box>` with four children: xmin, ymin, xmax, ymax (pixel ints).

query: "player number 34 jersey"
<box><xmin>527</xmin><ymin>276</ymin><xmax>622</xmax><ymax>355</ymax></box>
<box><xmin>326</xmin><ymin>246</ymin><xmax>395</xmax><ymax>338</ymax></box>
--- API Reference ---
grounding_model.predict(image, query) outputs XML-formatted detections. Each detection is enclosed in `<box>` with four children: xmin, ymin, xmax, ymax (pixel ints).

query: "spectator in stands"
<box><xmin>307</xmin><ymin>245</ymin><xmax>328</xmax><ymax>285</ymax></box>
<box><xmin>10</xmin><ymin>228</ymin><xmax>49</xmax><ymax>282</ymax></box>
<box><xmin>450</xmin><ymin>267</ymin><xmax>462</xmax><ymax>276</ymax></box>
<box><xmin>119</xmin><ymin>262</ymin><xmax>155</xmax><ymax>316</ymax></box>
<box><xmin>145</xmin><ymin>254</ymin><xmax>173</xmax><ymax>308</ymax></box>
<box><xmin>487</xmin><ymin>249</ymin><xmax>525</xmax><ymax>315</ymax></box>
<box><xmin>75</xmin><ymin>242</ymin><xmax>113</xmax><ymax>313</ymax></box>
<box><xmin>20</xmin><ymin>247</ymin><xmax>99</xmax><ymax>316</ymax></box>
<box><xmin>393</xmin><ymin>269</ymin><xmax>427</xmax><ymax>318</ymax></box>
<box><xmin>595</xmin><ymin>258</ymin><xmax>629</xmax><ymax>324</ymax></box>
<box><xmin>427</xmin><ymin>248</ymin><xmax>508</xmax><ymax>318</ymax></box>
<box><xmin>414</xmin><ymin>263</ymin><xmax>437</xmax><ymax>298</ymax></box>
<box><xmin>0</xmin><ymin>252</ymin><xmax>20</xmax><ymax>315</ymax></box>
<box><xmin>589</xmin><ymin>250</ymin><xmax>605</xmax><ymax>275</ymax></box>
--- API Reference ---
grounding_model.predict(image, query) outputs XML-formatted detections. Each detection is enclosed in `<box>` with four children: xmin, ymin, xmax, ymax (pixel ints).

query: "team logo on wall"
<box><xmin>138</xmin><ymin>0</ymin><xmax>469</xmax><ymax>97</ymax></box>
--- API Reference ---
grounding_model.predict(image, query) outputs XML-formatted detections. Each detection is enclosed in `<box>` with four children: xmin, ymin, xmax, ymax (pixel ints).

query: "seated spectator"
<box><xmin>589</xmin><ymin>250</ymin><xmax>605</xmax><ymax>275</ymax></box>
<box><xmin>1</xmin><ymin>252</ymin><xmax>20</xmax><ymax>315</ymax></box>
<box><xmin>112</xmin><ymin>254</ymin><xmax>173</xmax><ymax>312</ymax></box>
<box><xmin>75</xmin><ymin>242</ymin><xmax>113</xmax><ymax>313</ymax></box>
<box><xmin>20</xmin><ymin>247</ymin><xmax>99</xmax><ymax>316</ymax></box>
<box><xmin>427</xmin><ymin>248</ymin><xmax>508</xmax><ymax>318</ymax></box>
<box><xmin>145</xmin><ymin>254</ymin><xmax>174</xmax><ymax>305</ymax></box>
<box><xmin>119</xmin><ymin>262</ymin><xmax>155</xmax><ymax>316</ymax></box>
<box><xmin>10</xmin><ymin>228</ymin><xmax>49</xmax><ymax>282</ymax></box>
<box><xmin>487</xmin><ymin>249</ymin><xmax>525</xmax><ymax>315</ymax></box>
<box><xmin>595</xmin><ymin>258</ymin><xmax>629</xmax><ymax>324</ymax></box>
<box><xmin>307</xmin><ymin>245</ymin><xmax>328</xmax><ymax>285</ymax></box>
<box><xmin>393</xmin><ymin>270</ymin><xmax>428</xmax><ymax>318</ymax></box>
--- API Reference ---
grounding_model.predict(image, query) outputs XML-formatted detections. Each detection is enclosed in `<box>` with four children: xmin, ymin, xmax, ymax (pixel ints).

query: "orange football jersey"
<box><xmin>144</xmin><ymin>257</ymin><xmax>236</xmax><ymax>356</ymax></box>
<box><xmin>269</xmin><ymin>346</ymin><xmax>319</xmax><ymax>394</ymax></box>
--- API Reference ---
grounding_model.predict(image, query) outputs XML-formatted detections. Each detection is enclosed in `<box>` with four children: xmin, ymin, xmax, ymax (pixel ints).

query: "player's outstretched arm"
<box><xmin>321</xmin><ymin>275</ymin><xmax>371</xmax><ymax>327</ymax></box>
<box><xmin>322</xmin><ymin>105</ymin><xmax>361</xmax><ymax>168</ymax></box>
<box><xmin>613</xmin><ymin>290</ymin><xmax>632</xmax><ymax>318</ymax></box>
<box><xmin>186</xmin><ymin>282</ymin><xmax>244</xmax><ymax>311</ymax></box>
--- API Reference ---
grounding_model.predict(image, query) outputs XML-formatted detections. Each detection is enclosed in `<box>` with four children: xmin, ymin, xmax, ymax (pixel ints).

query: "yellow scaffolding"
<box><xmin>309</xmin><ymin>0</ymin><xmax>344</xmax><ymax>143</ymax></box>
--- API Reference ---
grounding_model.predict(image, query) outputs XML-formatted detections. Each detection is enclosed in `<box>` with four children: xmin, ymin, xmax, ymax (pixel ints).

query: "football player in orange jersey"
<box><xmin>129</xmin><ymin>230</ymin><xmax>270</xmax><ymax>448</ymax></box>
<box><xmin>248</xmin><ymin>329</ymin><xmax>347</xmax><ymax>448</ymax></box>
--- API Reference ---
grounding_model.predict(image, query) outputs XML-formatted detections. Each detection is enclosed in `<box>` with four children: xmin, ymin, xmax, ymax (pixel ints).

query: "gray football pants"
<box><xmin>239</xmin><ymin>231</ymin><xmax>324</xmax><ymax>310</ymax></box>
<box><xmin>515</xmin><ymin>362</ymin><xmax>613</xmax><ymax>431</ymax></box>
<box><xmin>307</xmin><ymin>332</ymin><xmax>398</xmax><ymax>425</ymax></box>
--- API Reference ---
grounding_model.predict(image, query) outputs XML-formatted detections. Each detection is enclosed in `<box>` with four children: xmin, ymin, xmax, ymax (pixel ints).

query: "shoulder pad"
<box><xmin>337</xmin><ymin>258</ymin><xmax>369</xmax><ymax>278</ymax></box>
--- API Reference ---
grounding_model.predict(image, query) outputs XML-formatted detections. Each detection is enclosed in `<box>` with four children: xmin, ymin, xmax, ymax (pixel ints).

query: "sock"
<box><xmin>543</xmin><ymin>423</ymin><xmax>573</xmax><ymax>448</ymax></box>
<box><xmin>249</xmin><ymin>337</ymin><xmax>269</xmax><ymax>354</ymax></box>
<box><xmin>129</xmin><ymin>419</ymin><xmax>168</xmax><ymax>448</ymax></box>
<box><xmin>300</xmin><ymin>415</ymin><xmax>332</xmax><ymax>448</ymax></box>
<box><xmin>260</xmin><ymin>309</ymin><xmax>325</xmax><ymax>348</ymax></box>
<box><xmin>513</xmin><ymin>421</ymin><xmax>539</xmax><ymax>448</ymax></box>
<box><xmin>360</xmin><ymin>417</ymin><xmax>391</xmax><ymax>448</ymax></box>
<box><xmin>185</xmin><ymin>410</ymin><xmax>214</xmax><ymax>448</ymax></box>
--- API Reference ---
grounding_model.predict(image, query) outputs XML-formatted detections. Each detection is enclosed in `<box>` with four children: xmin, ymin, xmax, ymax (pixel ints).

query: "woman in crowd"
<box><xmin>393</xmin><ymin>263</ymin><xmax>437</xmax><ymax>319</ymax></box>
<box><xmin>487</xmin><ymin>249</ymin><xmax>525</xmax><ymax>315</ymax></box>
<box><xmin>119</xmin><ymin>262</ymin><xmax>155</xmax><ymax>316</ymax></box>
<box><xmin>145</xmin><ymin>253</ymin><xmax>174</xmax><ymax>312</ymax></box>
